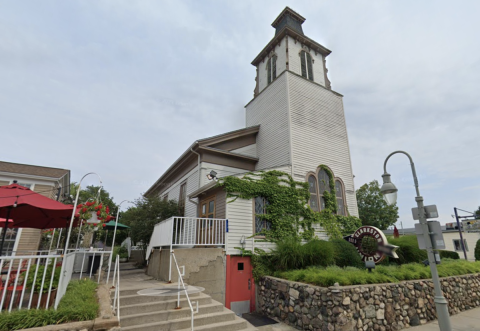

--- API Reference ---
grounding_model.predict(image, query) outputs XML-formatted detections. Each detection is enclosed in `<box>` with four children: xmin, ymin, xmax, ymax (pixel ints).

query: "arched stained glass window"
<box><xmin>335</xmin><ymin>180</ymin><xmax>346</xmax><ymax>216</ymax></box>
<box><xmin>308</xmin><ymin>175</ymin><xmax>319</xmax><ymax>211</ymax></box>
<box><xmin>317</xmin><ymin>169</ymin><xmax>330</xmax><ymax>211</ymax></box>
<box><xmin>300</xmin><ymin>50</ymin><xmax>313</xmax><ymax>81</ymax></box>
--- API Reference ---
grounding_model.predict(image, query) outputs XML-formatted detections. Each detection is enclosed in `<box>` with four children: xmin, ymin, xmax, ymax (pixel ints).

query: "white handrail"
<box><xmin>171</xmin><ymin>251</ymin><xmax>196</xmax><ymax>331</ymax></box>
<box><xmin>112</xmin><ymin>255</ymin><xmax>120</xmax><ymax>322</ymax></box>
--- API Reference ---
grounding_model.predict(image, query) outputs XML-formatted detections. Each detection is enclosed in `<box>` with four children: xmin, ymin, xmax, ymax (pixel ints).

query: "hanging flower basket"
<box><xmin>77</xmin><ymin>201</ymin><xmax>112</xmax><ymax>225</ymax></box>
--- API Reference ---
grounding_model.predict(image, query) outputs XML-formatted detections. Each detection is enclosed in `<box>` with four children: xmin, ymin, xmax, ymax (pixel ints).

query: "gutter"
<box><xmin>189</xmin><ymin>144</ymin><xmax>201</xmax><ymax>210</ymax></box>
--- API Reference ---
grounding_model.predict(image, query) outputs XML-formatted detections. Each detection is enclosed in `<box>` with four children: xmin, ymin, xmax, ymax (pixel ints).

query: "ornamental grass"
<box><xmin>275</xmin><ymin>259</ymin><xmax>480</xmax><ymax>287</ymax></box>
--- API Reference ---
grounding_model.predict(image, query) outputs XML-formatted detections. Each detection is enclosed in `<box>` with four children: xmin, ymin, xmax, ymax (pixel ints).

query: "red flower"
<box><xmin>93</xmin><ymin>223</ymin><xmax>97</xmax><ymax>226</ymax></box>
<box><xmin>102</xmin><ymin>224</ymin><xmax>106</xmax><ymax>227</ymax></box>
<box><xmin>78</xmin><ymin>204</ymin><xmax>83</xmax><ymax>208</ymax></box>
<box><xmin>82</xmin><ymin>207</ymin><xmax>87</xmax><ymax>213</ymax></box>
<box><xmin>97</xmin><ymin>211</ymin><xmax>101</xmax><ymax>216</ymax></box>
<box><xmin>107</xmin><ymin>215</ymin><xmax>112</xmax><ymax>221</ymax></box>
<box><xmin>106</xmin><ymin>206</ymin><xmax>110</xmax><ymax>213</ymax></box>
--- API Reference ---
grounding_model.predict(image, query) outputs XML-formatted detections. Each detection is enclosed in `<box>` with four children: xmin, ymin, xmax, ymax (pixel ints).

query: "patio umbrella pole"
<box><xmin>0</xmin><ymin>207</ymin><xmax>12</xmax><ymax>256</ymax></box>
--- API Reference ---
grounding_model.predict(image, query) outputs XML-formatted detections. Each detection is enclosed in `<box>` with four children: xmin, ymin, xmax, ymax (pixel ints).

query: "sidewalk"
<box><xmin>411</xmin><ymin>307</ymin><xmax>480</xmax><ymax>330</ymax></box>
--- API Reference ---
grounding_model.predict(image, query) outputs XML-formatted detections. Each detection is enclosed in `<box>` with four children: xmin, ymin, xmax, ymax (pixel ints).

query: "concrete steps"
<box><xmin>121</xmin><ymin>308</ymin><xmax>244</xmax><ymax>331</ymax></box>
<box><xmin>120</xmin><ymin>292</ymin><xmax>212</xmax><ymax>315</ymax></box>
<box><xmin>118</xmin><ymin>285</ymin><xmax>255</xmax><ymax>331</ymax></box>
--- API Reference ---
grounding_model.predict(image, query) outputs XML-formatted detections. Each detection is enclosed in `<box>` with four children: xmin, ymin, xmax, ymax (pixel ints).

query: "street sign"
<box><xmin>415</xmin><ymin>221</ymin><xmax>446</xmax><ymax>250</ymax></box>
<box><xmin>412</xmin><ymin>205</ymin><xmax>439</xmax><ymax>220</ymax></box>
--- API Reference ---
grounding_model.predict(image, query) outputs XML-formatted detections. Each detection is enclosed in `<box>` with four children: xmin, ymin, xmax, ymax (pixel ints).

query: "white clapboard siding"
<box><xmin>157</xmin><ymin>167</ymin><xmax>199</xmax><ymax>218</ymax></box>
<box><xmin>199</xmin><ymin>162</ymin><xmax>249</xmax><ymax>187</ymax></box>
<box><xmin>225</xmin><ymin>197</ymin><xmax>254</xmax><ymax>255</ymax></box>
<box><xmin>288</xmin><ymin>38</ymin><xmax>326</xmax><ymax>87</ymax></box>
<box><xmin>287</xmin><ymin>72</ymin><xmax>359</xmax><ymax>216</ymax></box>
<box><xmin>258</xmin><ymin>37</ymin><xmax>287</xmax><ymax>93</ymax></box>
<box><xmin>246</xmin><ymin>72</ymin><xmax>291</xmax><ymax>171</ymax></box>
<box><xmin>230</xmin><ymin>144</ymin><xmax>257</xmax><ymax>158</ymax></box>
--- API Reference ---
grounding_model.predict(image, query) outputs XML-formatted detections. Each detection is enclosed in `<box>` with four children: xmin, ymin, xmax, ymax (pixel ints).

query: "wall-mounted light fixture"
<box><xmin>206</xmin><ymin>170</ymin><xmax>218</xmax><ymax>181</ymax></box>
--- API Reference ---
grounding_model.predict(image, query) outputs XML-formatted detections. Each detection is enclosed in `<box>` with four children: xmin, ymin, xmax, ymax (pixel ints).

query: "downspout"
<box><xmin>189</xmin><ymin>144</ymin><xmax>200</xmax><ymax>211</ymax></box>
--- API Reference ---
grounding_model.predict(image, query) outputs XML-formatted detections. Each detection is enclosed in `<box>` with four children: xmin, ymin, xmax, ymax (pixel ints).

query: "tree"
<box><xmin>120</xmin><ymin>196</ymin><xmax>179</xmax><ymax>262</ymax></box>
<box><xmin>67</xmin><ymin>184</ymin><xmax>118</xmax><ymax>248</ymax></box>
<box><xmin>356</xmin><ymin>180</ymin><xmax>399</xmax><ymax>230</ymax></box>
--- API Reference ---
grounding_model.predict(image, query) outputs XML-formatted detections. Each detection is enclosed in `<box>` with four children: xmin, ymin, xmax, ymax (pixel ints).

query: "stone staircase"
<box><xmin>117</xmin><ymin>265</ymin><xmax>255</xmax><ymax>331</ymax></box>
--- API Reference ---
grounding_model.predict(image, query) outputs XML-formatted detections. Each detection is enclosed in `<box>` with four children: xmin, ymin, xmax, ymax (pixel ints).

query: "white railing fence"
<box><xmin>112</xmin><ymin>255</ymin><xmax>120</xmax><ymax>322</ymax></box>
<box><xmin>147</xmin><ymin>217</ymin><xmax>227</xmax><ymax>260</ymax></box>
<box><xmin>0</xmin><ymin>254</ymin><xmax>60</xmax><ymax>312</ymax></box>
<box><xmin>172</xmin><ymin>252</ymin><xmax>198</xmax><ymax>331</ymax></box>
<box><xmin>54</xmin><ymin>252</ymin><xmax>75</xmax><ymax>309</ymax></box>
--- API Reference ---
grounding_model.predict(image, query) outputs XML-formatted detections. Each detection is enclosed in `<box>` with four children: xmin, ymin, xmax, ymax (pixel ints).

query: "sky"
<box><xmin>1</xmin><ymin>0</ymin><xmax>479</xmax><ymax>228</ymax></box>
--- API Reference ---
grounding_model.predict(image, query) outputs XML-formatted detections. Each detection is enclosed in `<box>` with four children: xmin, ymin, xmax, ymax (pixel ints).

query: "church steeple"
<box><xmin>251</xmin><ymin>7</ymin><xmax>332</xmax><ymax>97</ymax></box>
<box><xmin>271</xmin><ymin>7</ymin><xmax>306</xmax><ymax>36</ymax></box>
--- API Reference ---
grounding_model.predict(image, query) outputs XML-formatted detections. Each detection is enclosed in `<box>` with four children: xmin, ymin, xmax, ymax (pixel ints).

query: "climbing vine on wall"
<box><xmin>216</xmin><ymin>168</ymin><xmax>361</xmax><ymax>242</ymax></box>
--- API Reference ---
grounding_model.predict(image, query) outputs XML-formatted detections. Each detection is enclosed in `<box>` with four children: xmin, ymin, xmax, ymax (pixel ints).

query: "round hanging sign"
<box><xmin>344</xmin><ymin>226</ymin><xmax>398</xmax><ymax>263</ymax></box>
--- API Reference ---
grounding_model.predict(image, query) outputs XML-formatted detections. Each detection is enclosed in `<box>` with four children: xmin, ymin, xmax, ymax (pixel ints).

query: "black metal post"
<box><xmin>454</xmin><ymin>207</ymin><xmax>468</xmax><ymax>260</ymax></box>
<box><xmin>0</xmin><ymin>207</ymin><xmax>12</xmax><ymax>256</ymax></box>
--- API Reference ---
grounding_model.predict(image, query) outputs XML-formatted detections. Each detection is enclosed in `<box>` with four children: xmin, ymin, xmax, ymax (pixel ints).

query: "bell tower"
<box><xmin>245</xmin><ymin>7</ymin><xmax>359</xmax><ymax>217</ymax></box>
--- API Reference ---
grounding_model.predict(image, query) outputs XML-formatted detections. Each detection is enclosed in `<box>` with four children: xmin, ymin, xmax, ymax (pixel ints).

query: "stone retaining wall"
<box><xmin>257</xmin><ymin>274</ymin><xmax>480</xmax><ymax>331</ymax></box>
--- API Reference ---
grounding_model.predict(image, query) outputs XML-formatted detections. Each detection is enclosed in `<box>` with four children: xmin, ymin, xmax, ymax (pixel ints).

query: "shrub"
<box><xmin>386</xmin><ymin>235</ymin><xmax>427</xmax><ymax>265</ymax></box>
<box><xmin>270</xmin><ymin>237</ymin><xmax>304</xmax><ymax>271</ymax></box>
<box><xmin>330</xmin><ymin>238</ymin><xmax>363</xmax><ymax>268</ymax></box>
<box><xmin>439</xmin><ymin>250</ymin><xmax>460</xmax><ymax>260</ymax></box>
<box><xmin>302</xmin><ymin>239</ymin><xmax>334</xmax><ymax>268</ymax></box>
<box><xmin>475</xmin><ymin>239</ymin><xmax>480</xmax><ymax>261</ymax></box>
<box><xmin>277</xmin><ymin>259</ymin><xmax>480</xmax><ymax>287</ymax></box>
<box><xmin>24</xmin><ymin>264</ymin><xmax>61</xmax><ymax>293</ymax></box>
<box><xmin>0</xmin><ymin>279</ymin><xmax>98</xmax><ymax>331</ymax></box>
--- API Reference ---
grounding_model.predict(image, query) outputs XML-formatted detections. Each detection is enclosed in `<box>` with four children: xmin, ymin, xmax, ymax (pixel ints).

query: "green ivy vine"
<box><xmin>216</xmin><ymin>168</ymin><xmax>361</xmax><ymax>242</ymax></box>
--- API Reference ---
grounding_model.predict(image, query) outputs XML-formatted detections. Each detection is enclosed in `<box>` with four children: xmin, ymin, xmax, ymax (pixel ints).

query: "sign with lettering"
<box><xmin>344</xmin><ymin>226</ymin><xmax>399</xmax><ymax>263</ymax></box>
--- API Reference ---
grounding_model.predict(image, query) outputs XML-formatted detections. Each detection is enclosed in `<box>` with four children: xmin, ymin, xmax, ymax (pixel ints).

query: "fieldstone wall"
<box><xmin>257</xmin><ymin>274</ymin><xmax>480</xmax><ymax>331</ymax></box>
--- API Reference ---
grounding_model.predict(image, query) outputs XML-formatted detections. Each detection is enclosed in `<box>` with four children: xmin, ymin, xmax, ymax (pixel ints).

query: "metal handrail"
<box><xmin>171</xmin><ymin>251</ymin><xmax>198</xmax><ymax>331</ymax></box>
<box><xmin>112</xmin><ymin>255</ymin><xmax>121</xmax><ymax>322</ymax></box>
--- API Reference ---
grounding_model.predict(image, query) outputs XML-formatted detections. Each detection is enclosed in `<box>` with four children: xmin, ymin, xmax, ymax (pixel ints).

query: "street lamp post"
<box><xmin>380</xmin><ymin>151</ymin><xmax>452</xmax><ymax>331</ymax></box>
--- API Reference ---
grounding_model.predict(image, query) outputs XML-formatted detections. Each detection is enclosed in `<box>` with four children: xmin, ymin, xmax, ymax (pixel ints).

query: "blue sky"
<box><xmin>1</xmin><ymin>1</ymin><xmax>479</xmax><ymax>227</ymax></box>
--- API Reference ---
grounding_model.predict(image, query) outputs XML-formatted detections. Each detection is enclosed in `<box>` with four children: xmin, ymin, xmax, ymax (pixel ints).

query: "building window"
<box><xmin>300</xmin><ymin>50</ymin><xmax>313</xmax><ymax>81</ymax></box>
<box><xmin>317</xmin><ymin>169</ymin><xmax>330</xmax><ymax>210</ymax></box>
<box><xmin>308</xmin><ymin>175</ymin><xmax>319</xmax><ymax>211</ymax></box>
<box><xmin>267</xmin><ymin>55</ymin><xmax>277</xmax><ymax>84</ymax></box>
<box><xmin>16</xmin><ymin>182</ymin><xmax>31</xmax><ymax>189</ymax></box>
<box><xmin>178</xmin><ymin>182</ymin><xmax>187</xmax><ymax>216</ymax></box>
<box><xmin>255</xmin><ymin>196</ymin><xmax>271</xmax><ymax>234</ymax></box>
<box><xmin>0</xmin><ymin>228</ymin><xmax>18</xmax><ymax>256</ymax></box>
<box><xmin>335</xmin><ymin>180</ymin><xmax>346</xmax><ymax>216</ymax></box>
<box><xmin>453</xmin><ymin>239</ymin><xmax>468</xmax><ymax>252</ymax></box>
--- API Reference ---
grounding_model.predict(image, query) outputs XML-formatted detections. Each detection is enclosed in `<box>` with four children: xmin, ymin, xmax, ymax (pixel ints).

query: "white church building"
<box><xmin>145</xmin><ymin>7</ymin><xmax>358</xmax><ymax>315</ymax></box>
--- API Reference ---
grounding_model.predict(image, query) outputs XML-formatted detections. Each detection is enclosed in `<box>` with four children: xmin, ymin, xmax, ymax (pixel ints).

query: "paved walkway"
<box><xmin>411</xmin><ymin>307</ymin><xmax>480</xmax><ymax>330</ymax></box>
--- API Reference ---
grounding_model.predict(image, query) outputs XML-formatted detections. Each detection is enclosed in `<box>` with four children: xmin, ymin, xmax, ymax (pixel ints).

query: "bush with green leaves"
<box><xmin>301</xmin><ymin>239</ymin><xmax>335</xmax><ymax>268</ymax></box>
<box><xmin>277</xmin><ymin>259</ymin><xmax>480</xmax><ymax>287</ymax></box>
<box><xmin>0</xmin><ymin>279</ymin><xmax>98</xmax><ymax>331</ymax></box>
<box><xmin>384</xmin><ymin>235</ymin><xmax>427</xmax><ymax>265</ymax></box>
<box><xmin>439</xmin><ymin>250</ymin><xmax>460</xmax><ymax>260</ymax></box>
<box><xmin>475</xmin><ymin>239</ymin><xmax>480</xmax><ymax>261</ymax></box>
<box><xmin>24</xmin><ymin>264</ymin><xmax>61</xmax><ymax>293</ymax></box>
<box><xmin>330</xmin><ymin>238</ymin><xmax>363</xmax><ymax>268</ymax></box>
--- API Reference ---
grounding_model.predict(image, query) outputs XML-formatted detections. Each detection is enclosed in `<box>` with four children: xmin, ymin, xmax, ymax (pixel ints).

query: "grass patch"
<box><xmin>276</xmin><ymin>259</ymin><xmax>480</xmax><ymax>287</ymax></box>
<box><xmin>0</xmin><ymin>279</ymin><xmax>98</xmax><ymax>331</ymax></box>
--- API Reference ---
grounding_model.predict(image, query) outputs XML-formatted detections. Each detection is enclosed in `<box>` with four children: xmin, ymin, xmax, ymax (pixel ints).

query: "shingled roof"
<box><xmin>0</xmin><ymin>161</ymin><xmax>70</xmax><ymax>179</ymax></box>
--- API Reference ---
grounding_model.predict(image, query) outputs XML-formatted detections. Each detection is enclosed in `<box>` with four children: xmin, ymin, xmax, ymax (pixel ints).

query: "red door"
<box><xmin>225</xmin><ymin>255</ymin><xmax>255</xmax><ymax>315</ymax></box>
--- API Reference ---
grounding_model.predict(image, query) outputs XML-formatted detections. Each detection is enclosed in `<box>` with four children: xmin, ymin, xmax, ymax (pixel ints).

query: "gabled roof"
<box><xmin>0</xmin><ymin>161</ymin><xmax>70</xmax><ymax>179</ymax></box>
<box><xmin>144</xmin><ymin>126</ymin><xmax>260</xmax><ymax>197</ymax></box>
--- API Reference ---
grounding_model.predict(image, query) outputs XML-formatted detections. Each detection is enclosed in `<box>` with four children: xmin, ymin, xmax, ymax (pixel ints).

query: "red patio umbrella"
<box><xmin>0</xmin><ymin>218</ymin><xmax>13</xmax><ymax>228</ymax></box>
<box><xmin>0</xmin><ymin>182</ymin><xmax>78</xmax><ymax>255</ymax></box>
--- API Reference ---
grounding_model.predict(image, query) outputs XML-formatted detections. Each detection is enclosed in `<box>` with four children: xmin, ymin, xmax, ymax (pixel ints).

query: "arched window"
<box><xmin>317</xmin><ymin>169</ymin><xmax>330</xmax><ymax>210</ymax></box>
<box><xmin>308</xmin><ymin>175</ymin><xmax>319</xmax><ymax>211</ymax></box>
<box><xmin>300</xmin><ymin>50</ymin><xmax>313</xmax><ymax>81</ymax></box>
<box><xmin>267</xmin><ymin>55</ymin><xmax>277</xmax><ymax>84</ymax></box>
<box><xmin>335</xmin><ymin>180</ymin><xmax>346</xmax><ymax>216</ymax></box>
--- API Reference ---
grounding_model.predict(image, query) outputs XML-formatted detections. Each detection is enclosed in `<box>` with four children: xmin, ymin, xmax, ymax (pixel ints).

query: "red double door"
<box><xmin>225</xmin><ymin>255</ymin><xmax>255</xmax><ymax>314</ymax></box>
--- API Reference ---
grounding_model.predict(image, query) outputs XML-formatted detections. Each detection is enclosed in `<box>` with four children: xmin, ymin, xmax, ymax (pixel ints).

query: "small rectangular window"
<box><xmin>453</xmin><ymin>239</ymin><xmax>468</xmax><ymax>252</ymax></box>
<box><xmin>238</xmin><ymin>262</ymin><xmax>244</xmax><ymax>271</ymax></box>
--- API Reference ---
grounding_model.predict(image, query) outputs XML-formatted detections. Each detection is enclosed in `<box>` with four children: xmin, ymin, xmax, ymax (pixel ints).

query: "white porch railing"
<box><xmin>112</xmin><ymin>255</ymin><xmax>120</xmax><ymax>322</ymax></box>
<box><xmin>146</xmin><ymin>217</ymin><xmax>227</xmax><ymax>260</ymax></box>
<box><xmin>1</xmin><ymin>250</ymin><xmax>111</xmax><ymax>313</ymax></box>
